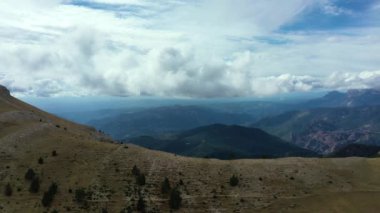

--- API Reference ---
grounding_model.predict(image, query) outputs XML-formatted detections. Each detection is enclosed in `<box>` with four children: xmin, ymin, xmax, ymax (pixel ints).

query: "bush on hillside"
<box><xmin>136</xmin><ymin>174</ymin><xmax>146</xmax><ymax>186</ymax></box>
<box><xmin>229</xmin><ymin>175</ymin><xmax>239</xmax><ymax>187</ymax></box>
<box><xmin>169</xmin><ymin>188</ymin><xmax>182</xmax><ymax>209</ymax></box>
<box><xmin>75</xmin><ymin>188</ymin><xmax>87</xmax><ymax>203</ymax></box>
<box><xmin>132</xmin><ymin>165</ymin><xmax>140</xmax><ymax>176</ymax></box>
<box><xmin>29</xmin><ymin>177</ymin><xmax>40</xmax><ymax>193</ymax></box>
<box><xmin>4</xmin><ymin>183</ymin><xmax>12</xmax><ymax>196</ymax></box>
<box><xmin>38</xmin><ymin>157</ymin><xmax>44</xmax><ymax>164</ymax></box>
<box><xmin>136</xmin><ymin>196</ymin><xmax>145</xmax><ymax>212</ymax></box>
<box><xmin>25</xmin><ymin>168</ymin><xmax>36</xmax><ymax>180</ymax></box>
<box><xmin>161</xmin><ymin>177</ymin><xmax>171</xmax><ymax>194</ymax></box>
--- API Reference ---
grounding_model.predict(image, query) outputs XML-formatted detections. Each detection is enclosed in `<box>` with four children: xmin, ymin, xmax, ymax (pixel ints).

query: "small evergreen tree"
<box><xmin>52</xmin><ymin>150</ymin><xmax>57</xmax><ymax>156</ymax></box>
<box><xmin>136</xmin><ymin>196</ymin><xmax>145</xmax><ymax>212</ymax></box>
<box><xmin>161</xmin><ymin>177</ymin><xmax>171</xmax><ymax>194</ymax></box>
<box><xmin>132</xmin><ymin>165</ymin><xmax>140</xmax><ymax>176</ymax></box>
<box><xmin>42</xmin><ymin>191</ymin><xmax>53</xmax><ymax>207</ymax></box>
<box><xmin>75</xmin><ymin>188</ymin><xmax>86</xmax><ymax>203</ymax></box>
<box><xmin>229</xmin><ymin>175</ymin><xmax>239</xmax><ymax>187</ymax></box>
<box><xmin>169</xmin><ymin>188</ymin><xmax>182</xmax><ymax>209</ymax></box>
<box><xmin>136</xmin><ymin>174</ymin><xmax>146</xmax><ymax>186</ymax></box>
<box><xmin>29</xmin><ymin>177</ymin><xmax>40</xmax><ymax>193</ymax></box>
<box><xmin>38</xmin><ymin>157</ymin><xmax>44</xmax><ymax>164</ymax></box>
<box><xmin>42</xmin><ymin>182</ymin><xmax>58</xmax><ymax>206</ymax></box>
<box><xmin>4</xmin><ymin>183</ymin><xmax>12</xmax><ymax>196</ymax></box>
<box><xmin>49</xmin><ymin>182</ymin><xmax>58</xmax><ymax>195</ymax></box>
<box><xmin>25</xmin><ymin>168</ymin><xmax>36</xmax><ymax>180</ymax></box>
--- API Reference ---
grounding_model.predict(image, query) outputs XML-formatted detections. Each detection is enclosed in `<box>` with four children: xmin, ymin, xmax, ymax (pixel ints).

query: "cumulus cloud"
<box><xmin>0</xmin><ymin>0</ymin><xmax>379</xmax><ymax>98</ymax></box>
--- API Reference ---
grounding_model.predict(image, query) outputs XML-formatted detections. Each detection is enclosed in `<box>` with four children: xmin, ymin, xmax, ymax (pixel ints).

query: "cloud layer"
<box><xmin>0</xmin><ymin>0</ymin><xmax>380</xmax><ymax>97</ymax></box>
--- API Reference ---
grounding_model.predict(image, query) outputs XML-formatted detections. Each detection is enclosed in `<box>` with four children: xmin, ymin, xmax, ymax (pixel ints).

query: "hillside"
<box><xmin>129</xmin><ymin>124</ymin><xmax>317</xmax><ymax>159</ymax></box>
<box><xmin>1</xmin><ymin>85</ymin><xmax>380</xmax><ymax>212</ymax></box>
<box><xmin>88</xmin><ymin>105</ymin><xmax>253</xmax><ymax>140</ymax></box>
<box><xmin>331</xmin><ymin>144</ymin><xmax>380</xmax><ymax>157</ymax></box>
<box><xmin>254</xmin><ymin>106</ymin><xmax>380</xmax><ymax>154</ymax></box>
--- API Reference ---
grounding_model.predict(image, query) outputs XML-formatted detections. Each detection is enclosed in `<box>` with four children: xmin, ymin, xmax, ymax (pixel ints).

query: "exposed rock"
<box><xmin>0</xmin><ymin>85</ymin><xmax>10</xmax><ymax>97</ymax></box>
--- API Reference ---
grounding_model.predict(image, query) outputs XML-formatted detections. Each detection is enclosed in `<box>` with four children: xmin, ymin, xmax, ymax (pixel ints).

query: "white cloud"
<box><xmin>0</xmin><ymin>0</ymin><xmax>379</xmax><ymax>98</ymax></box>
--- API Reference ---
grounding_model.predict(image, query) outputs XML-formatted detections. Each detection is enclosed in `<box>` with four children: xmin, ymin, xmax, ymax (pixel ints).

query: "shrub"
<box><xmin>25</xmin><ymin>168</ymin><xmax>36</xmax><ymax>180</ymax></box>
<box><xmin>49</xmin><ymin>182</ymin><xmax>58</xmax><ymax>194</ymax></box>
<box><xmin>38</xmin><ymin>157</ymin><xmax>44</xmax><ymax>164</ymax></box>
<box><xmin>229</xmin><ymin>175</ymin><xmax>239</xmax><ymax>187</ymax></box>
<box><xmin>136</xmin><ymin>196</ymin><xmax>145</xmax><ymax>212</ymax></box>
<box><xmin>42</xmin><ymin>191</ymin><xmax>53</xmax><ymax>207</ymax></box>
<box><xmin>52</xmin><ymin>150</ymin><xmax>57</xmax><ymax>156</ymax></box>
<box><xmin>75</xmin><ymin>188</ymin><xmax>87</xmax><ymax>203</ymax></box>
<box><xmin>132</xmin><ymin>165</ymin><xmax>140</xmax><ymax>176</ymax></box>
<box><xmin>161</xmin><ymin>177</ymin><xmax>171</xmax><ymax>194</ymax></box>
<box><xmin>29</xmin><ymin>177</ymin><xmax>40</xmax><ymax>193</ymax></box>
<box><xmin>43</xmin><ymin>182</ymin><xmax>58</xmax><ymax>206</ymax></box>
<box><xmin>179</xmin><ymin>179</ymin><xmax>184</xmax><ymax>186</ymax></box>
<box><xmin>169</xmin><ymin>188</ymin><xmax>182</xmax><ymax>209</ymax></box>
<box><xmin>136</xmin><ymin>174</ymin><xmax>146</xmax><ymax>186</ymax></box>
<box><xmin>4</xmin><ymin>183</ymin><xmax>12</xmax><ymax>196</ymax></box>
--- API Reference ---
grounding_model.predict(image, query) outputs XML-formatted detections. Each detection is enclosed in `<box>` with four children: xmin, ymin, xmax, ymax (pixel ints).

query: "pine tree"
<box><xmin>169</xmin><ymin>188</ymin><xmax>182</xmax><ymax>209</ymax></box>
<box><xmin>132</xmin><ymin>165</ymin><xmax>140</xmax><ymax>176</ymax></box>
<box><xmin>38</xmin><ymin>157</ymin><xmax>44</xmax><ymax>164</ymax></box>
<box><xmin>136</xmin><ymin>196</ymin><xmax>145</xmax><ymax>212</ymax></box>
<box><xmin>136</xmin><ymin>174</ymin><xmax>146</xmax><ymax>186</ymax></box>
<box><xmin>29</xmin><ymin>177</ymin><xmax>40</xmax><ymax>193</ymax></box>
<box><xmin>161</xmin><ymin>177</ymin><xmax>171</xmax><ymax>194</ymax></box>
<box><xmin>4</xmin><ymin>183</ymin><xmax>12</xmax><ymax>196</ymax></box>
<box><xmin>25</xmin><ymin>168</ymin><xmax>36</xmax><ymax>180</ymax></box>
<box><xmin>229</xmin><ymin>175</ymin><xmax>239</xmax><ymax>187</ymax></box>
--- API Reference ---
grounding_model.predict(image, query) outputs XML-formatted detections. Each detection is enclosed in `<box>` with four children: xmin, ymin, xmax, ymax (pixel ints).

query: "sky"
<box><xmin>0</xmin><ymin>0</ymin><xmax>379</xmax><ymax>98</ymax></box>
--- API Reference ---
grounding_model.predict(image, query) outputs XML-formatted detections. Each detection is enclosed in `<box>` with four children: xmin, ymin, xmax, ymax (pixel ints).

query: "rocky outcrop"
<box><xmin>0</xmin><ymin>85</ymin><xmax>10</xmax><ymax>97</ymax></box>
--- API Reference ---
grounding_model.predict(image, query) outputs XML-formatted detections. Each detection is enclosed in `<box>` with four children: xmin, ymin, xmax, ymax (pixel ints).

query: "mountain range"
<box><xmin>89</xmin><ymin>105</ymin><xmax>254</xmax><ymax>139</ymax></box>
<box><xmin>128</xmin><ymin>124</ymin><xmax>317</xmax><ymax>159</ymax></box>
<box><xmin>254</xmin><ymin>106</ymin><xmax>380</xmax><ymax>154</ymax></box>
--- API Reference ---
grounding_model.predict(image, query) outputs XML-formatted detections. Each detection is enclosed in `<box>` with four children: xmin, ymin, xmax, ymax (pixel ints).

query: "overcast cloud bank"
<box><xmin>0</xmin><ymin>0</ymin><xmax>379</xmax><ymax>97</ymax></box>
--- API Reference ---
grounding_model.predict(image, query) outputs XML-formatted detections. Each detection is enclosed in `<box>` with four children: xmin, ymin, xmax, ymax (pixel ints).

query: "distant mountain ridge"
<box><xmin>303</xmin><ymin>89</ymin><xmax>380</xmax><ymax>108</ymax></box>
<box><xmin>254</xmin><ymin>106</ymin><xmax>380</xmax><ymax>154</ymax></box>
<box><xmin>89</xmin><ymin>105</ymin><xmax>254</xmax><ymax>140</ymax></box>
<box><xmin>128</xmin><ymin>124</ymin><xmax>317</xmax><ymax>159</ymax></box>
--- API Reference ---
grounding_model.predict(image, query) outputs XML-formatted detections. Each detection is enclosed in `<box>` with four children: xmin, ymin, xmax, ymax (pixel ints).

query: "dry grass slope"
<box><xmin>1</xmin><ymin>87</ymin><xmax>380</xmax><ymax>212</ymax></box>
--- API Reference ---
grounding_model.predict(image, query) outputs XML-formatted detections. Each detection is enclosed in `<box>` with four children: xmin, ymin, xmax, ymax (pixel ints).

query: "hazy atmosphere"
<box><xmin>1</xmin><ymin>0</ymin><xmax>380</xmax><ymax>98</ymax></box>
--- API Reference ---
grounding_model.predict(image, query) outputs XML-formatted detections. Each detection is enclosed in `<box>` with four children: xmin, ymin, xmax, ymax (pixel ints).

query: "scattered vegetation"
<box><xmin>229</xmin><ymin>175</ymin><xmax>239</xmax><ymax>187</ymax></box>
<box><xmin>169</xmin><ymin>188</ymin><xmax>182</xmax><ymax>209</ymax></box>
<box><xmin>4</xmin><ymin>183</ymin><xmax>12</xmax><ymax>196</ymax></box>
<box><xmin>161</xmin><ymin>177</ymin><xmax>171</xmax><ymax>194</ymax></box>
<box><xmin>25</xmin><ymin>168</ymin><xmax>36</xmax><ymax>180</ymax></box>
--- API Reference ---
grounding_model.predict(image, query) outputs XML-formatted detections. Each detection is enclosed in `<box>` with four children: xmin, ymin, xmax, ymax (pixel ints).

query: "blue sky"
<box><xmin>0</xmin><ymin>0</ymin><xmax>379</xmax><ymax>98</ymax></box>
